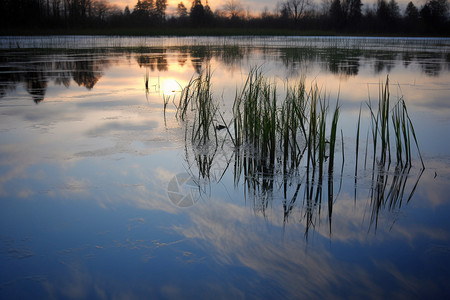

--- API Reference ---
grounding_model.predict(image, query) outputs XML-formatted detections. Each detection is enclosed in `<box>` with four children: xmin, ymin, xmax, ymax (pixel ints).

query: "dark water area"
<box><xmin>0</xmin><ymin>36</ymin><xmax>449</xmax><ymax>299</ymax></box>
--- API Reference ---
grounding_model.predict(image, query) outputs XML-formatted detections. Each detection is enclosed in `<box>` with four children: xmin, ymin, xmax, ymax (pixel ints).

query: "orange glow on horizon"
<box><xmin>109</xmin><ymin>0</ymin><xmax>221</xmax><ymax>11</ymax></box>
<box><xmin>109</xmin><ymin>0</ymin><xmax>420</xmax><ymax>15</ymax></box>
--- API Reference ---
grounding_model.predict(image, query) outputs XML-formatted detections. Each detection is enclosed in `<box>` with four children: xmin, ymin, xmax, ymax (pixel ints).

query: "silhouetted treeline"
<box><xmin>0</xmin><ymin>0</ymin><xmax>448</xmax><ymax>34</ymax></box>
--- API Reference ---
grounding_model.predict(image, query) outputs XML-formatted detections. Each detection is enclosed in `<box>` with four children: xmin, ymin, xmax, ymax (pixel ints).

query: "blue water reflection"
<box><xmin>1</xmin><ymin>36</ymin><xmax>449</xmax><ymax>299</ymax></box>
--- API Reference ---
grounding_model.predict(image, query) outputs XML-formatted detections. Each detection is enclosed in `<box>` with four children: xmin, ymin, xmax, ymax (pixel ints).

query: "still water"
<box><xmin>0</xmin><ymin>36</ymin><xmax>449</xmax><ymax>299</ymax></box>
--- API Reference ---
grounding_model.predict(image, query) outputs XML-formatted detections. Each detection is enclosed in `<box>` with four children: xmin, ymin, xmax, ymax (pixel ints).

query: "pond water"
<box><xmin>0</xmin><ymin>36</ymin><xmax>449</xmax><ymax>299</ymax></box>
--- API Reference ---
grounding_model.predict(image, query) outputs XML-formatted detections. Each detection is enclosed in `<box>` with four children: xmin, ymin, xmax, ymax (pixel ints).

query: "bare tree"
<box><xmin>280</xmin><ymin>0</ymin><xmax>311</xmax><ymax>21</ymax></box>
<box><xmin>92</xmin><ymin>0</ymin><xmax>108</xmax><ymax>19</ymax></box>
<box><xmin>222</xmin><ymin>0</ymin><xmax>244</xmax><ymax>19</ymax></box>
<box><xmin>79</xmin><ymin>0</ymin><xmax>93</xmax><ymax>18</ymax></box>
<box><xmin>52</xmin><ymin>0</ymin><xmax>61</xmax><ymax>17</ymax></box>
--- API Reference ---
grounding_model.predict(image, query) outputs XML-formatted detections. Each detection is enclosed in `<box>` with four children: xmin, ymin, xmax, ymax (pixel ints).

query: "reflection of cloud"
<box><xmin>41</xmin><ymin>261</ymin><xmax>144</xmax><ymax>300</ymax></box>
<box><xmin>393</xmin><ymin>224</ymin><xmax>448</xmax><ymax>246</ymax></box>
<box><xmin>86</xmin><ymin>120</ymin><xmax>157</xmax><ymax>136</ymax></box>
<box><xmin>56</xmin><ymin>177</ymin><xmax>97</xmax><ymax>193</ymax></box>
<box><xmin>374</xmin><ymin>261</ymin><xmax>445</xmax><ymax>299</ymax></box>
<box><xmin>314</xmin><ymin>182</ymin><xmax>449</xmax><ymax>244</ymax></box>
<box><xmin>168</xmin><ymin>190</ymin><xmax>450</xmax><ymax>298</ymax></box>
<box><xmin>415</xmin><ymin>158</ymin><xmax>450</xmax><ymax>208</ymax></box>
<box><xmin>18</xmin><ymin>188</ymin><xmax>34</xmax><ymax>198</ymax></box>
<box><xmin>174</xmin><ymin>200</ymin><xmax>381</xmax><ymax>299</ymax></box>
<box><xmin>0</xmin><ymin>143</ymin><xmax>33</xmax><ymax>196</ymax></box>
<box><xmin>105</xmin><ymin>167</ymin><xmax>181</xmax><ymax>215</ymax></box>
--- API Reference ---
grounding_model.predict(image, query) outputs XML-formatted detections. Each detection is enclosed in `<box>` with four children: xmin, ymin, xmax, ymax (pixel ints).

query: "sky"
<box><xmin>108</xmin><ymin>0</ymin><xmax>424</xmax><ymax>16</ymax></box>
<box><xmin>109</xmin><ymin>0</ymin><xmax>275</xmax><ymax>14</ymax></box>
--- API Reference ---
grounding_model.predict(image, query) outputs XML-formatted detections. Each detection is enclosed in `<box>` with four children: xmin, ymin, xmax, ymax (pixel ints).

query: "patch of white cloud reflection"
<box><xmin>172</xmin><ymin>198</ymin><xmax>385</xmax><ymax>299</ymax></box>
<box><xmin>415</xmin><ymin>159</ymin><xmax>450</xmax><ymax>208</ymax></box>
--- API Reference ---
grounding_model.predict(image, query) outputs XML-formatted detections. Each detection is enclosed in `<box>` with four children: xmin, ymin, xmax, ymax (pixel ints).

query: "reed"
<box><xmin>365</xmin><ymin>76</ymin><xmax>424</xmax><ymax>169</ymax></box>
<box><xmin>144</xmin><ymin>69</ymin><xmax>149</xmax><ymax>90</ymax></box>
<box><xmin>352</xmin><ymin>76</ymin><xmax>426</xmax><ymax>232</ymax></box>
<box><xmin>280</xmin><ymin>79</ymin><xmax>308</xmax><ymax>171</ymax></box>
<box><xmin>328</xmin><ymin>100</ymin><xmax>340</xmax><ymax>174</ymax></box>
<box><xmin>228</xmin><ymin>70</ymin><xmax>343</xmax><ymax>232</ymax></box>
<box><xmin>176</xmin><ymin>75</ymin><xmax>196</xmax><ymax>121</ymax></box>
<box><xmin>355</xmin><ymin>103</ymin><xmax>362</xmax><ymax>177</ymax></box>
<box><xmin>230</xmin><ymin>68</ymin><xmax>342</xmax><ymax>186</ymax></box>
<box><xmin>233</xmin><ymin>67</ymin><xmax>278</xmax><ymax>168</ymax></box>
<box><xmin>368</xmin><ymin>165</ymin><xmax>424</xmax><ymax>232</ymax></box>
<box><xmin>176</xmin><ymin>67</ymin><xmax>218</xmax><ymax>145</ymax></box>
<box><xmin>317</xmin><ymin>95</ymin><xmax>328</xmax><ymax>180</ymax></box>
<box><xmin>379</xmin><ymin>76</ymin><xmax>391</xmax><ymax>166</ymax></box>
<box><xmin>401</xmin><ymin>99</ymin><xmax>424</xmax><ymax>169</ymax></box>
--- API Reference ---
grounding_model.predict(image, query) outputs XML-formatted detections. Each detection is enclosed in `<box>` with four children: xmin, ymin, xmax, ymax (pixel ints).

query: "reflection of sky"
<box><xmin>1</xmin><ymin>38</ymin><xmax>450</xmax><ymax>298</ymax></box>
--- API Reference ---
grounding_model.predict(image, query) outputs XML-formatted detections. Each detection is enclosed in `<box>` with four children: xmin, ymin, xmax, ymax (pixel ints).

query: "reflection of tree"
<box><xmin>156</xmin><ymin>56</ymin><xmax>168</xmax><ymax>71</ymax></box>
<box><xmin>136</xmin><ymin>49</ymin><xmax>168</xmax><ymax>71</ymax></box>
<box><xmin>189</xmin><ymin>46</ymin><xmax>213</xmax><ymax>74</ymax></box>
<box><xmin>0</xmin><ymin>59</ymin><xmax>21</xmax><ymax>98</ymax></box>
<box><xmin>219</xmin><ymin>46</ymin><xmax>246</xmax><ymax>68</ymax></box>
<box><xmin>326</xmin><ymin>49</ymin><xmax>361</xmax><ymax>76</ymax></box>
<box><xmin>279</xmin><ymin>47</ymin><xmax>362</xmax><ymax>77</ymax></box>
<box><xmin>402</xmin><ymin>52</ymin><xmax>413</xmax><ymax>68</ymax></box>
<box><xmin>373</xmin><ymin>53</ymin><xmax>398</xmax><ymax>74</ymax></box>
<box><xmin>401</xmin><ymin>52</ymin><xmax>450</xmax><ymax>75</ymax></box>
<box><xmin>419</xmin><ymin>60</ymin><xmax>442</xmax><ymax>77</ymax></box>
<box><xmin>1</xmin><ymin>46</ymin><xmax>447</xmax><ymax>104</ymax></box>
<box><xmin>279</xmin><ymin>47</ymin><xmax>317</xmax><ymax>71</ymax></box>
<box><xmin>73</xmin><ymin>60</ymin><xmax>103</xmax><ymax>89</ymax></box>
<box><xmin>0</xmin><ymin>51</ymin><xmax>109</xmax><ymax>103</ymax></box>
<box><xmin>276</xmin><ymin>47</ymin><xmax>448</xmax><ymax>79</ymax></box>
<box><xmin>24</xmin><ymin>71</ymin><xmax>48</xmax><ymax>104</ymax></box>
<box><xmin>177</xmin><ymin>49</ymin><xmax>188</xmax><ymax>67</ymax></box>
<box><xmin>137</xmin><ymin>55</ymin><xmax>157</xmax><ymax>70</ymax></box>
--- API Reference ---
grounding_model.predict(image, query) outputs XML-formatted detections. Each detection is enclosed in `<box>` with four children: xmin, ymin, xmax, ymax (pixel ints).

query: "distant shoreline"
<box><xmin>1</xmin><ymin>27</ymin><xmax>448</xmax><ymax>38</ymax></box>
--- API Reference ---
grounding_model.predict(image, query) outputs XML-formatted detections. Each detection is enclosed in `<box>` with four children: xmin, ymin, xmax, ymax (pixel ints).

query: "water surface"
<box><xmin>1</xmin><ymin>36</ymin><xmax>449</xmax><ymax>299</ymax></box>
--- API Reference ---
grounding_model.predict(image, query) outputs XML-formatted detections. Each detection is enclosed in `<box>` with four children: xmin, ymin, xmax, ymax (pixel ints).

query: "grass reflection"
<box><xmin>369</xmin><ymin>165</ymin><xmax>424</xmax><ymax>232</ymax></box>
<box><xmin>164</xmin><ymin>68</ymin><xmax>424</xmax><ymax>239</ymax></box>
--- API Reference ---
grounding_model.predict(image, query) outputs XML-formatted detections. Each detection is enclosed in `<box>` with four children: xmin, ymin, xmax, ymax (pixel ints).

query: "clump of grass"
<box><xmin>306</xmin><ymin>85</ymin><xmax>329</xmax><ymax>177</ymax></box>
<box><xmin>391</xmin><ymin>97</ymin><xmax>424</xmax><ymax>169</ymax></box>
<box><xmin>353</xmin><ymin>75</ymin><xmax>425</xmax><ymax>233</ymax></box>
<box><xmin>280</xmin><ymin>79</ymin><xmax>307</xmax><ymax>173</ymax></box>
<box><xmin>173</xmin><ymin>69</ymin><xmax>424</xmax><ymax>238</ymax></box>
<box><xmin>233</xmin><ymin>69</ymin><xmax>276</xmax><ymax>169</ymax></box>
<box><xmin>176</xmin><ymin>67</ymin><xmax>218</xmax><ymax>145</ymax></box>
<box><xmin>232</xmin><ymin>70</ymin><xmax>340</xmax><ymax>192</ymax></box>
<box><xmin>174</xmin><ymin>67</ymin><xmax>341</xmax><ymax>185</ymax></box>
<box><xmin>229</xmin><ymin>69</ymin><xmax>342</xmax><ymax>227</ymax></box>
<box><xmin>364</xmin><ymin>76</ymin><xmax>424</xmax><ymax>169</ymax></box>
<box><xmin>170</xmin><ymin>68</ymin><xmax>425</xmax><ymax>239</ymax></box>
<box><xmin>232</xmin><ymin>69</ymin><xmax>340</xmax><ymax>180</ymax></box>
